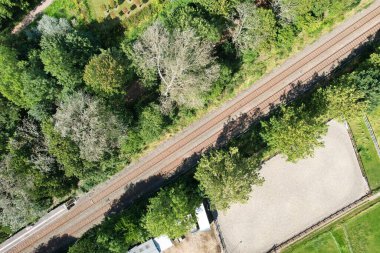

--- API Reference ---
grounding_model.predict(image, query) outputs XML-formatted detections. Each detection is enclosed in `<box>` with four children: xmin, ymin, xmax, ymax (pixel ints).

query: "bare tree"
<box><xmin>231</xmin><ymin>3</ymin><xmax>276</xmax><ymax>52</ymax></box>
<box><xmin>54</xmin><ymin>92</ymin><xmax>123</xmax><ymax>162</ymax></box>
<box><xmin>131</xmin><ymin>22</ymin><xmax>220</xmax><ymax>113</ymax></box>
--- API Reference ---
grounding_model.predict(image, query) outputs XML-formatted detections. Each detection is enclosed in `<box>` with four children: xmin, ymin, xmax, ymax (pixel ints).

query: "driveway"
<box><xmin>217</xmin><ymin>121</ymin><xmax>369</xmax><ymax>253</ymax></box>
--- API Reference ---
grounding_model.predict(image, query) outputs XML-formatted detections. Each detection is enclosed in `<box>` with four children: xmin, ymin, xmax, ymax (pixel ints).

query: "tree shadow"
<box><xmin>34</xmin><ymin>234</ymin><xmax>76</xmax><ymax>253</ymax></box>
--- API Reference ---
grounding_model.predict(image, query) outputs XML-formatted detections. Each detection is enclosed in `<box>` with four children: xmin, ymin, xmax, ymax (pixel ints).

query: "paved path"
<box><xmin>12</xmin><ymin>0</ymin><xmax>54</xmax><ymax>34</ymax></box>
<box><xmin>1</xmin><ymin>1</ymin><xmax>380</xmax><ymax>252</ymax></box>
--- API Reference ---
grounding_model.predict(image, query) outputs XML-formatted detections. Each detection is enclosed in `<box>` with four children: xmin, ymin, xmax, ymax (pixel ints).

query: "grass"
<box><xmin>368</xmin><ymin>105</ymin><xmax>380</xmax><ymax>142</ymax></box>
<box><xmin>282</xmin><ymin>199</ymin><xmax>380</xmax><ymax>253</ymax></box>
<box><xmin>349</xmin><ymin>113</ymin><xmax>380</xmax><ymax>190</ymax></box>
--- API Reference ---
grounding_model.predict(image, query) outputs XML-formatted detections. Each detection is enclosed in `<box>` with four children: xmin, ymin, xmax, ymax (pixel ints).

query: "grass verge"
<box><xmin>349</xmin><ymin>111</ymin><xmax>380</xmax><ymax>190</ymax></box>
<box><xmin>282</xmin><ymin>197</ymin><xmax>380</xmax><ymax>253</ymax></box>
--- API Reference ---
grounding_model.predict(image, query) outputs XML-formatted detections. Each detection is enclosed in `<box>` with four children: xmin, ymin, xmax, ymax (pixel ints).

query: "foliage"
<box><xmin>37</xmin><ymin>15</ymin><xmax>73</xmax><ymax>36</ymax></box>
<box><xmin>161</xmin><ymin>3</ymin><xmax>221</xmax><ymax>42</ymax></box>
<box><xmin>195</xmin><ymin>147</ymin><xmax>263</xmax><ymax>210</ymax></box>
<box><xmin>0</xmin><ymin>96</ymin><xmax>20</xmax><ymax>157</ymax></box>
<box><xmin>138</xmin><ymin>104</ymin><xmax>165</xmax><ymax>144</ymax></box>
<box><xmin>231</xmin><ymin>3</ymin><xmax>276</xmax><ymax>53</ymax></box>
<box><xmin>128</xmin><ymin>22</ymin><xmax>220</xmax><ymax>113</ymax></box>
<box><xmin>0</xmin><ymin>45</ymin><xmax>28</xmax><ymax>107</ymax></box>
<box><xmin>261</xmin><ymin>105</ymin><xmax>327</xmax><ymax>162</ymax></box>
<box><xmin>41</xmin><ymin>121</ymin><xmax>88</xmax><ymax>179</ymax></box>
<box><xmin>39</xmin><ymin>31</ymin><xmax>95</xmax><ymax>89</ymax></box>
<box><xmin>84</xmin><ymin>49</ymin><xmax>130</xmax><ymax>95</ymax></box>
<box><xmin>54</xmin><ymin>92</ymin><xmax>123</xmax><ymax>162</ymax></box>
<box><xmin>314</xmin><ymin>84</ymin><xmax>368</xmax><ymax>122</ymax></box>
<box><xmin>193</xmin><ymin>0</ymin><xmax>239</xmax><ymax>16</ymax></box>
<box><xmin>143</xmin><ymin>181</ymin><xmax>202</xmax><ymax>238</ymax></box>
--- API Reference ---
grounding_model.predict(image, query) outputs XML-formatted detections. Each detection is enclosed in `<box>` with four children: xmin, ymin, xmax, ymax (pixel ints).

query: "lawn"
<box><xmin>349</xmin><ymin>114</ymin><xmax>380</xmax><ymax>190</ymax></box>
<box><xmin>282</xmin><ymin>200</ymin><xmax>380</xmax><ymax>253</ymax></box>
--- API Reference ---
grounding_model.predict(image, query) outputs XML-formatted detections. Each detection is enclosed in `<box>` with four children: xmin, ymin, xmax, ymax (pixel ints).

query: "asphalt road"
<box><xmin>1</xmin><ymin>1</ymin><xmax>380</xmax><ymax>252</ymax></box>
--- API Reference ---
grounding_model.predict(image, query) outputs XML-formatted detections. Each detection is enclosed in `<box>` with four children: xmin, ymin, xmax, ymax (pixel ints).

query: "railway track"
<box><xmin>2</xmin><ymin>2</ymin><xmax>380</xmax><ymax>252</ymax></box>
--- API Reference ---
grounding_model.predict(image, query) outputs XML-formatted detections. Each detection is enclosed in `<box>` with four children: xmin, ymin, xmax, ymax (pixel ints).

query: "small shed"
<box><xmin>195</xmin><ymin>203</ymin><xmax>211</xmax><ymax>232</ymax></box>
<box><xmin>128</xmin><ymin>239</ymin><xmax>159</xmax><ymax>253</ymax></box>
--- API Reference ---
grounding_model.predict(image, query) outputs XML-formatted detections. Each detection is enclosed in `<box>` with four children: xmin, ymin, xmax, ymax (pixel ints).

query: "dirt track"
<box><xmin>1</xmin><ymin>1</ymin><xmax>380</xmax><ymax>252</ymax></box>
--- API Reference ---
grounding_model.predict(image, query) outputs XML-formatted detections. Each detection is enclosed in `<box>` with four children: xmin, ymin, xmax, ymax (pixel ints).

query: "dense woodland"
<box><xmin>0</xmin><ymin>0</ymin><xmax>378</xmax><ymax>250</ymax></box>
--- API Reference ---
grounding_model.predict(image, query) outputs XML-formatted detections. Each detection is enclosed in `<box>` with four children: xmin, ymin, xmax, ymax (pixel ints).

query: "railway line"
<box><xmin>1</xmin><ymin>1</ymin><xmax>380</xmax><ymax>252</ymax></box>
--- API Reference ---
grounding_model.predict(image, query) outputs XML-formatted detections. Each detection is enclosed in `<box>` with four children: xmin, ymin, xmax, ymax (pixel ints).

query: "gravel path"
<box><xmin>12</xmin><ymin>0</ymin><xmax>54</xmax><ymax>34</ymax></box>
<box><xmin>217</xmin><ymin>121</ymin><xmax>370</xmax><ymax>253</ymax></box>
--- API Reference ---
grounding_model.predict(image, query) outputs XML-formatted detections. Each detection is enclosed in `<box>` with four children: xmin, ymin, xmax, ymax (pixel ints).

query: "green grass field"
<box><xmin>283</xmin><ymin>201</ymin><xmax>380</xmax><ymax>253</ymax></box>
<box><xmin>349</xmin><ymin>111</ymin><xmax>380</xmax><ymax>190</ymax></box>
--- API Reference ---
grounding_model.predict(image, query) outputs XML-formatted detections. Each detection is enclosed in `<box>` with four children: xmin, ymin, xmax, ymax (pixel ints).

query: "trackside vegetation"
<box><xmin>68</xmin><ymin>32</ymin><xmax>380</xmax><ymax>253</ymax></box>
<box><xmin>0</xmin><ymin>0</ymin><xmax>377</xmax><ymax>248</ymax></box>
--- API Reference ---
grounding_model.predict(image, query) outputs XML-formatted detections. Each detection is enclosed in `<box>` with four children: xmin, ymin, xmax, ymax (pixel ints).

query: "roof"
<box><xmin>154</xmin><ymin>235</ymin><xmax>173</xmax><ymax>251</ymax></box>
<box><xmin>128</xmin><ymin>239</ymin><xmax>159</xmax><ymax>253</ymax></box>
<box><xmin>196</xmin><ymin>203</ymin><xmax>210</xmax><ymax>232</ymax></box>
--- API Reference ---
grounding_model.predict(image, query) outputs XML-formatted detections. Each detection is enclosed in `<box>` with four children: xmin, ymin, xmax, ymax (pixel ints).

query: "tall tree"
<box><xmin>143</xmin><ymin>181</ymin><xmax>201</xmax><ymax>238</ymax></box>
<box><xmin>128</xmin><ymin>22</ymin><xmax>220</xmax><ymax>113</ymax></box>
<box><xmin>195</xmin><ymin>147</ymin><xmax>263</xmax><ymax>210</ymax></box>
<box><xmin>0</xmin><ymin>45</ymin><xmax>28</xmax><ymax>107</ymax></box>
<box><xmin>84</xmin><ymin>49</ymin><xmax>130</xmax><ymax>95</ymax></box>
<box><xmin>53</xmin><ymin>92</ymin><xmax>123</xmax><ymax>162</ymax></box>
<box><xmin>313</xmin><ymin>84</ymin><xmax>368</xmax><ymax>122</ymax></box>
<box><xmin>261</xmin><ymin>104</ymin><xmax>327</xmax><ymax>162</ymax></box>
<box><xmin>39</xmin><ymin>32</ymin><xmax>94</xmax><ymax>89</ymax></box>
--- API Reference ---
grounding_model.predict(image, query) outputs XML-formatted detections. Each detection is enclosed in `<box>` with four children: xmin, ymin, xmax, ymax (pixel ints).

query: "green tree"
<box><xmin>314</xmin><ymin>84</ymin><xmax>368</xmax><ymax>122</ymax></box>
<box><xmin>193</xmin><ymin>0</ymin><xmax>238</xmax><ymax>16</ymax></box>
<box><xmin>0</xmin><ymin>45</ymin><xmax>28</xmax><ymax>107</ymax></box>
<box><xmin>261</xmin><ymin>105</ymin><xmax>327</xmax><ymax>162</ymax></box>
<box><xmin>40</xmin><ymin>32</ymin><xmax>94</xmax><ymax>89</ymax></box>
<box><xmin>0</xmin><ymin>96</ymin><xmax>20</xmax><ymax>157</ymax></box>
<box><xmin>41</xmin><ymin>121</ymin><xmax>89</xmax><ymax>179</ymax></box>
<box><xmin>84</xmin><ymin>49</ymin><xmax>130</xmax><ymax>95</ymax></box>
<box><xmin>143</xmin><ymin>181</ymin><xmax>201</xmax><ymax>238</ymax></box>
<box><xmin>195</xmin><ymin>147</ymin><xmax>263</xmax><ymax>210</ymax></box>
<box><xmin>161</xmin><ymin>4</ymin><xmax>221</xmax><ymax>42</ymax></box>
<box><xmin>138</xmin><ymin>104</ymin><xmax>165</xmax><ymax>144</ymax></box>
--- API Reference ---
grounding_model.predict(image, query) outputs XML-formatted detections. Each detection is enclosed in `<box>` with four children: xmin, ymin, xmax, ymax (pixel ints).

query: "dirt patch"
<box><xmin>164</xmin><ymin>230</ymin><xmax>221</xmax><ymax>253</ymax></box>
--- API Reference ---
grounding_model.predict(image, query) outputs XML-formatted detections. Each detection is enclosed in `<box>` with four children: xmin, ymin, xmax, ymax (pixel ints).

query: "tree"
<box><xmin>143</xmin><ymin>181</ymin><xmax>201</xmax><ymax>238</ymax></box>
<box><xmin>37</xmin><ymin>15</ymin><xmax>73</xmax><ymax>36</ymax></box>
<box><xmin>161</xmin><ymin>4</ymin><xmax>221</xmax><ymax>42</ymax></box>
<box><xmin>129</xmin><ymin>22</ymin><xmax>220</xmax><ymax>113</ymax></box>
<box><xmin>0</xmin><ymin>45</ymin><xmax>28</xmax><ymax>107</ymax></box>
<box><xmin>0</xmin><ymin>0</ymin><xmax>14</xmax><ymax>20</ymax></box>
<box><xmin>39</xmin><ymin>32</ymin><xmax>94</xmax><ymax>89</ymax></box>
<box><xmin>272</xmin><ymin>0</ymin><xmax>312</xmax><ymax>24</ymax></box>
<box><xmin>53</xmin><ymin>92</ymin><xmax>123</xmax><ymax>162</ymax></box>
<box><xmin>193</xmin><ymin>0</ymin><xmax>239</xmax><ymax>16</ymax></box>
<box><xmin>231</xmin><ymin>4</ymin><xmax>276</xmax><ymax>52</ymax></box>
<box><xmin>138</xmin><ymin>104</ymin><xmax>165</xmax><ymax>144</ymax></box>
<box><xmin>84</xmin><ymin>49</ymin><xmax>130</xmax><ymax>95</ymax></box>
<box><xmin>0</xmin><ymin>96</ymin><xmax>20</xmax><ymax>157</ymax></box>
<box><xmin>261</xmin><ymin>105</ymin><xmax>327</xmax><ymax>162</ymax></box>
<box><xmin>195</xmin><ymin>147</ymin><xmax>263</xmax><ymax>210</ymax></box>
<box><xmin>41</xmin><ymin>121</ymin><xmax>88</xmax><ymax>179</ymax></box>
<box><xmin>313</xmin><ymin>84</ymin><xmax>368</xmax><ymax>122</ymax></box>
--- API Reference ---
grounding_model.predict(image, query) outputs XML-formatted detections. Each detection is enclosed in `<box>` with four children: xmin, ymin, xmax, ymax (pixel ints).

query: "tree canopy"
<box><xmin>261</xmin><ymin>105</ymin><xmax>327</xmax><ymax>162</ymax></box>
<box><xmin>195</xmin><ymin>147</ymin><xmax>263</xmax><ymax>210</ymax></box>
<box><xmin>143</xmin><ymin>181</ymin><xmax>201</xmax><ymax>238</ymax></box>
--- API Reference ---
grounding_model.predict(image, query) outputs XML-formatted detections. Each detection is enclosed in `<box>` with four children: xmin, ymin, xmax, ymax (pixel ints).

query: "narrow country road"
<box><xmin>1</xmin><ymin>1</ymin><xmax>380</xmax><ymax>252</ymax></box>
<box><xmin>12</xmin><ymin>0</ymin><xmax>54</xmax><ymax>34</ymax></box>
